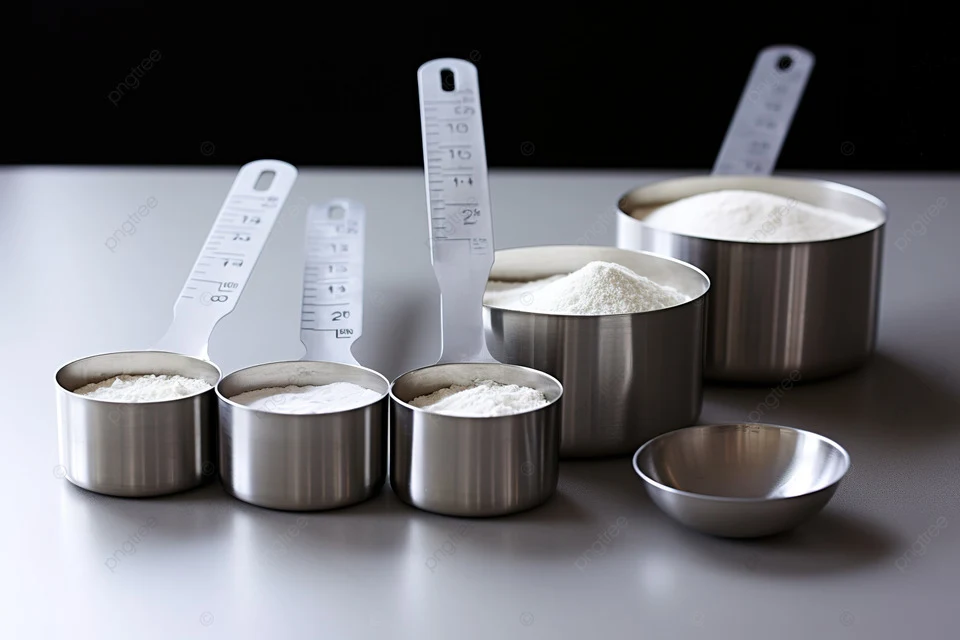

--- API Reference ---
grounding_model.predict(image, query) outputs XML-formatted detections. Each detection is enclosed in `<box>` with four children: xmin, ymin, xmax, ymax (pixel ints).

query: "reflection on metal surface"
<box><xmin>390</xmin><ymin>362</ymin><xmax>562</xmax><ymax>517</ymax></box>
<box><xmin>617</xmin><ymin>175</ymin><xmax>886</xmax><ymax>383</ymax></box>
<box><xmin>484</xmin><ymin>245</ymin><xmax>709</xmax><ymax>457</ymax></box>
<box><xmin>634</xmin><ymin>423</ymin><xmax>850</xmax><ymax>538</ymax></box>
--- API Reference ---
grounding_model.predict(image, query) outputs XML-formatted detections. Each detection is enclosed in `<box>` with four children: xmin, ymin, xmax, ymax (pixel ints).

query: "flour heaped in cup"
<box><xmin>484</xmin><ymin>261</ymin><xmax>689</xmax><ymax>315</ymax></box>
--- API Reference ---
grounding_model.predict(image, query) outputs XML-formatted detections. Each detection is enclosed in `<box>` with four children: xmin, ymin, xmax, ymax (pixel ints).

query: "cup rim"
<box><xmin>616</xmin><ymin>173</ymin><xmax>888</xmax><ymax>247</ymax></box>
<box><xmin>632</xmin><ymin>422</ymin><xmax>851</xmax><ymax>503</ymax></box>
<box><xmin>55</xmin><ymin>349</ymin><xmax>222</xmax><ymax>405</ymax></box>
<box><xmin>215</xmin><ymin>359</ymin><xmax>390</xmax><ymax>416</ymax></box>
<box><xmin>388</xmin><ymin>361</ymin><xmax>564</xmax><ymax>420</ymax></box>
<box><xmin>482</xmin><ymin>244</ymin><xmax>711</xmax><ymax>318</ymax></box>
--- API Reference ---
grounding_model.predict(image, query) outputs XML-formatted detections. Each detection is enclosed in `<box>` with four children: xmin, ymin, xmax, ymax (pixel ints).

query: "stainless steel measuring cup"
<box><xmin>217</xmin><ymin>199</ymin><xmax>390</xmax><ymax>511</ymax></box>
<box><xmin>389</xmin><ymin>58</ymin><xmax>563</xmax><ymax>517</ymax></box>
<box><xmin>55</xmin><ymin>160</ymin><xmax>299</xmax><ymax>497</ymax></box>
<box><xmin>616</xmin><ymin>47</ymin><xmax>886</xmax><ymax>382</ymax></box>
<box><xmin>483</xmin><ymin>245</ymin><xmax>710</xmax><ymax>458</ymax></box>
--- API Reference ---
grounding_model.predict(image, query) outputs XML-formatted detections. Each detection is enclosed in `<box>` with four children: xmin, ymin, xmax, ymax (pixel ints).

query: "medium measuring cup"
<box><xmin>389</xmin><ymin>58</ymin><xmax>563</xmax><ymax>518</ymax></box>
<box><xmin>55</xmin><ymin>160</ymin><xmax>298</xmax><ymax>497</ymax></box>
<box><xmin>217</xmin><ymin>199</ymin><xmax>389</xmax><ymax>511</ymax></box>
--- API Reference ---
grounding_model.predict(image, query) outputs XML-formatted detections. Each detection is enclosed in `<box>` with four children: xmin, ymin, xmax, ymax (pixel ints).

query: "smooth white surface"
<box><xmin>1</xmin><ymin>167</ymin><xmax>958</xmax><ymax>639</ymax></box>
<box><xmin>640</xmin><ymin>189</ymin><xmax>879</xmax><ymax>242</ymax></box>
<box><xmin>228</xmin><ymin>382</ymin><xmax>382</xmax><ymax>414</ymax></box>
<box><xmin>484</xmin><ymin>261</ymin><xmax>690</xmax><ymax>314</ymax></box>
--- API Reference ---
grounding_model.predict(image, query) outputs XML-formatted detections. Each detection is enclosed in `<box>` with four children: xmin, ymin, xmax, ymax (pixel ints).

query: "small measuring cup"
<box><xmin>217</xmin><ymin>199</ymin><xmax>390</xmax><ymax>511</ymax></box>
<box><xmin>55</xmin><ymin>160</ymin><xmax>299</xmax><ymax>497</ymax></box>
<box><xmin>389</xmin><ymin>58</ymin><xmax>563</xmax><ymax>518</ymax></box>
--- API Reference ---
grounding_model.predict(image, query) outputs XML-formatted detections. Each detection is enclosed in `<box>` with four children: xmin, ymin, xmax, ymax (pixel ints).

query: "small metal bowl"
<box><xmin>632</xmin><ymin>423</ymin><xmax>850</xmax><ymax>538</ymax></box>
<box><xmin>389</xmin><ymin>362</ymin><xmax>563</xmax><ymax>517</ymax></box>
<box><xmin>483</xmin><ymin>245</ymin><xmax>709</xmax><ymax>458</ymax></box>
<box><xmin>217</xmin><ymin>361</ymin><xmax>389</xmax><ymax>511</ymax></box>
<box><xmin>616</xmin><ymin>175</ymin><xmax>887</xmax><ymax>383</ymax></box>
<box><xmin>55</xmin><ymin>350</ymin><xmax>221</xmax><ymax>497</ymax></box>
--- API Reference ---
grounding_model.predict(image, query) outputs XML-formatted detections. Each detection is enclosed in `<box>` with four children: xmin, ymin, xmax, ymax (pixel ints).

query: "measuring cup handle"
<box><xmin>435</xmin><ymin>268</ymin><xmax>496</xmax><ymax>364</ymax></box>
<box><xmin>712</xmin><ymin>45</ymin><xmax>814</xmax><ymax>176</ymax></box>
<box><xmin>419</xmin><ymin>58</ymin><xmax>498</xmax><ymax>365</ymax></box>
<box><xmin>300</xmin><ymin>199</ymin><xmax>366</xmax><ymax>366</ymax></box>
<box><xmin>153</xmin><ymin>159</ymin><xmax>299</xmax><ymax>359</ymax></box>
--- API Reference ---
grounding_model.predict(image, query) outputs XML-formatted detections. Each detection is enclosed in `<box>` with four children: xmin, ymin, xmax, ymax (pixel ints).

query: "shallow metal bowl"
<box><xmin>633</xmin><ymin>423</ymin><xmax>850</xmax><ymax>538</ymax></box>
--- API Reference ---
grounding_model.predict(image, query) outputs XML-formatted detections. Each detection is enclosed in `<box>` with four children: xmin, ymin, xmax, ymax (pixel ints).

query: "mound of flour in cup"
<box><xmin>229</xmin><ymin>382</ymin><xmax>382</xmax><ymax>414</ymax></box>
<box><xmin>484</xmin><ymin>261</ymin><xmax>689</xmax><ymax>315</ymax></box>
<box><xmin>641</xmin><ymin>190</ymin><xmax>877</xmax><ymax>243</ymax></box>
<box><xmin>410</xmin><ymin>379</ymin><xmax>548</xmax><ymax>417</ymax></box>
<box><xmin>74</xmin><ymin>374</ymin><xmax>212</xmax><ymax>401</ymax></box>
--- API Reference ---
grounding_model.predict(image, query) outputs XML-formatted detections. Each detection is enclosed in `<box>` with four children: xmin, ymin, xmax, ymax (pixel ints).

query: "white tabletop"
<box><xmin>1</xmin><ymin>166</ymin><xmax>957</xmax><ymax>639</ymax></box>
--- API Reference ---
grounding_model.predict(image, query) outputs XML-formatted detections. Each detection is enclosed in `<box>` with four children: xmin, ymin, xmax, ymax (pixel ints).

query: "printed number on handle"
<box><xmin>154</xmin><ymin>159</ymin><xmax>298</xmax><ymax>359</ymax></box>
<box><xmin>300</xmin><ymin>199</ymin><xmax>365</xmax><ymax>365</ymax></box>
<box><xmin>419</xmin><ymin>58</ymin><xmax>496</xmax><ymax>363</ymax></box>
<box><xmin>420</xmin><ymin>59</ymin><xmax>493</xmax><ymax>259</ymax></box>
<box><xmin>713</xmin><ymin>46</ymin><xmax>815</xmax><ymax>176</ymax></box>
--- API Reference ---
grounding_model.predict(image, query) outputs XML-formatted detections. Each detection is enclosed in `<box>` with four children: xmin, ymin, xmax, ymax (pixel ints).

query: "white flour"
<box><xmin>74</xmin><ymin>374</ymin><xmax>211</xmax><ymax>402</ymax></box>
<box><xmin>641</xmin><ymin>190</ymin><xmax>877</xmax><ymax>242</ymax></box>
<box><xmin>410</xmin><ymin>379</ymin><xmax>548</xmax><ymax>417</ymax></box>
<box><xmin>484</xmin><ymin>261</ymin><xmax>689</xmax><ymax>315</ymax></box>
<box><xmin>229</xmin><ymin>382</ymin><xmax>381</xmax><ymax>414</ymax></box>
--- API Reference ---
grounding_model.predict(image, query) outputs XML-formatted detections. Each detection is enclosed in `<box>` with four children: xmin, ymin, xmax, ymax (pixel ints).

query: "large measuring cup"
<box><xmin>389</xmin><ymin>59</ymin><xmax>563</xmax><ymax>518</ymax></box>
<box><xmin>617</xmin><ymin>46</ymin><xmax>887</xmax><ymax>383</ymax></box>
<box><xmin>55</xmin><ymin>160</ymin><xmax>299</xmax><ymax>497</ymax></box>
<box><xmin>217</xmin><ymin>199</ymin><xmax>389</xmax><ymax>511</ymax></box>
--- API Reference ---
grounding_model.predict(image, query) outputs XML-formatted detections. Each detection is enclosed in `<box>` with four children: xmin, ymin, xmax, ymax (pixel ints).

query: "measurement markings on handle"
<box><xmin>419</xmin><ymin>60</ymin><xmax>493</xmax><ymax>262</ymax></box>
<box><xmin>419</xmin><ymin>58</ymin><xmax>497</xmax><ymax>363</ymax></box>
<box><xmin>171</xmin><ymin>162</ymin><xmax>296</xmax><ymax>312</ymax></box>
<box><xmin>155</xmin><ymin>160</ymin><xmax>298</xmax><ymax>357</ymax></box>
<box><xmin>300</xmin><ymin>200</ymin><xmax>365</xmax><ymax>363</ymax></box>
<box><xmin>176</xmin><ymin>195</ymin><xmax>282</xmax><ymax>308</ymax></box>
<box><xmin>713</xmin><ymin>46</ymin><xmax>815</xmax><ymax>176</ymax></box>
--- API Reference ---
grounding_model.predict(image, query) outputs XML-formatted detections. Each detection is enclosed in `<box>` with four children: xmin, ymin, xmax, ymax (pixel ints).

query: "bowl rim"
<box><xmin>388</xmin><ymin>361</ymin><xmax>564</xmax><ymax>420</ymax></box>
<box><xmin>215</xmin><ymin>359</ymin><xmax>390</xmax><ymax>416</ymax></box>
<box><xmin>616</xmin><ymin>173</ymin><xmax>888</xmax><ymax>247</ymax></box>
<box><xmin>482</xmin><ymin>244</ymin><xmax>711</xmax><ymax>318</ymax></box>
<box><xmin>55</xmin><ymin>349</ymin><xmax>222</xmax><ymax>405</ymax></box>
<box><xmin>632</xmin><ymin>422</ymin><xmax>851</xmax><ymax>503</ymax></box>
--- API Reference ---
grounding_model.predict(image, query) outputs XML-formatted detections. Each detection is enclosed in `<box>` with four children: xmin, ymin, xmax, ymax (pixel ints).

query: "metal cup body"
<box><xmin>633</xmin><ymin>423</ymin><xmax>851</xmax><ymax>538</ymax></box>
<box><xmin>389</xmin><ymin>362</ymin><xmax>562</xmax><ymax>517</ymax></box>
<box><xmin>616</xmin><ymin>175</ymin><xmax>887</xmax><ymax>383</ymax></box>
<box><xmin>55</xmin><ymin>351</ymin><xmax>221</xmax><ymax>497</ymax></box>
<box><xmin>217</xmin><ymin>361</ymin><xmax>389</xmax><ymax>511</ymax></box>
<box><xmin>483</xmin><ymin>245</ymin><xmax>709</xmax><ymax>458</ymax></box>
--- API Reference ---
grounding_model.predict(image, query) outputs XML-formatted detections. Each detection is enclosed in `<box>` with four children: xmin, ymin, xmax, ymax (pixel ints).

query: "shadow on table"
<box><xmin>681</xmin><ymin>509</ymin><xmax>902</xmax><ymax>576</ymax></box>
<box><xmin>557</xmin><ymin>456</ymin><xmax>650</xmax><ymax>510</ymax></box>
<box><xmin>808</xmin><ymin>352</ymin><xmax>960</xmax><ymax>450</ymax></box>
<box><xmin>706</xmin><ymin>352</ymin><xmax>959</xmax><ymax>451</ymax></box>
<box><xmin>442</xmin><ymin>457</ymin><xmax>656</xmax><ymax>560</ymax></box>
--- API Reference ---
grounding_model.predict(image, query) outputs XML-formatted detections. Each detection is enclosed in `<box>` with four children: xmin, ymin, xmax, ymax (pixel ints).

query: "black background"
<box><xmin>15</xmin><ymin>3</ymin><xmax>958</xmax><ymax>171</ymax></box>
